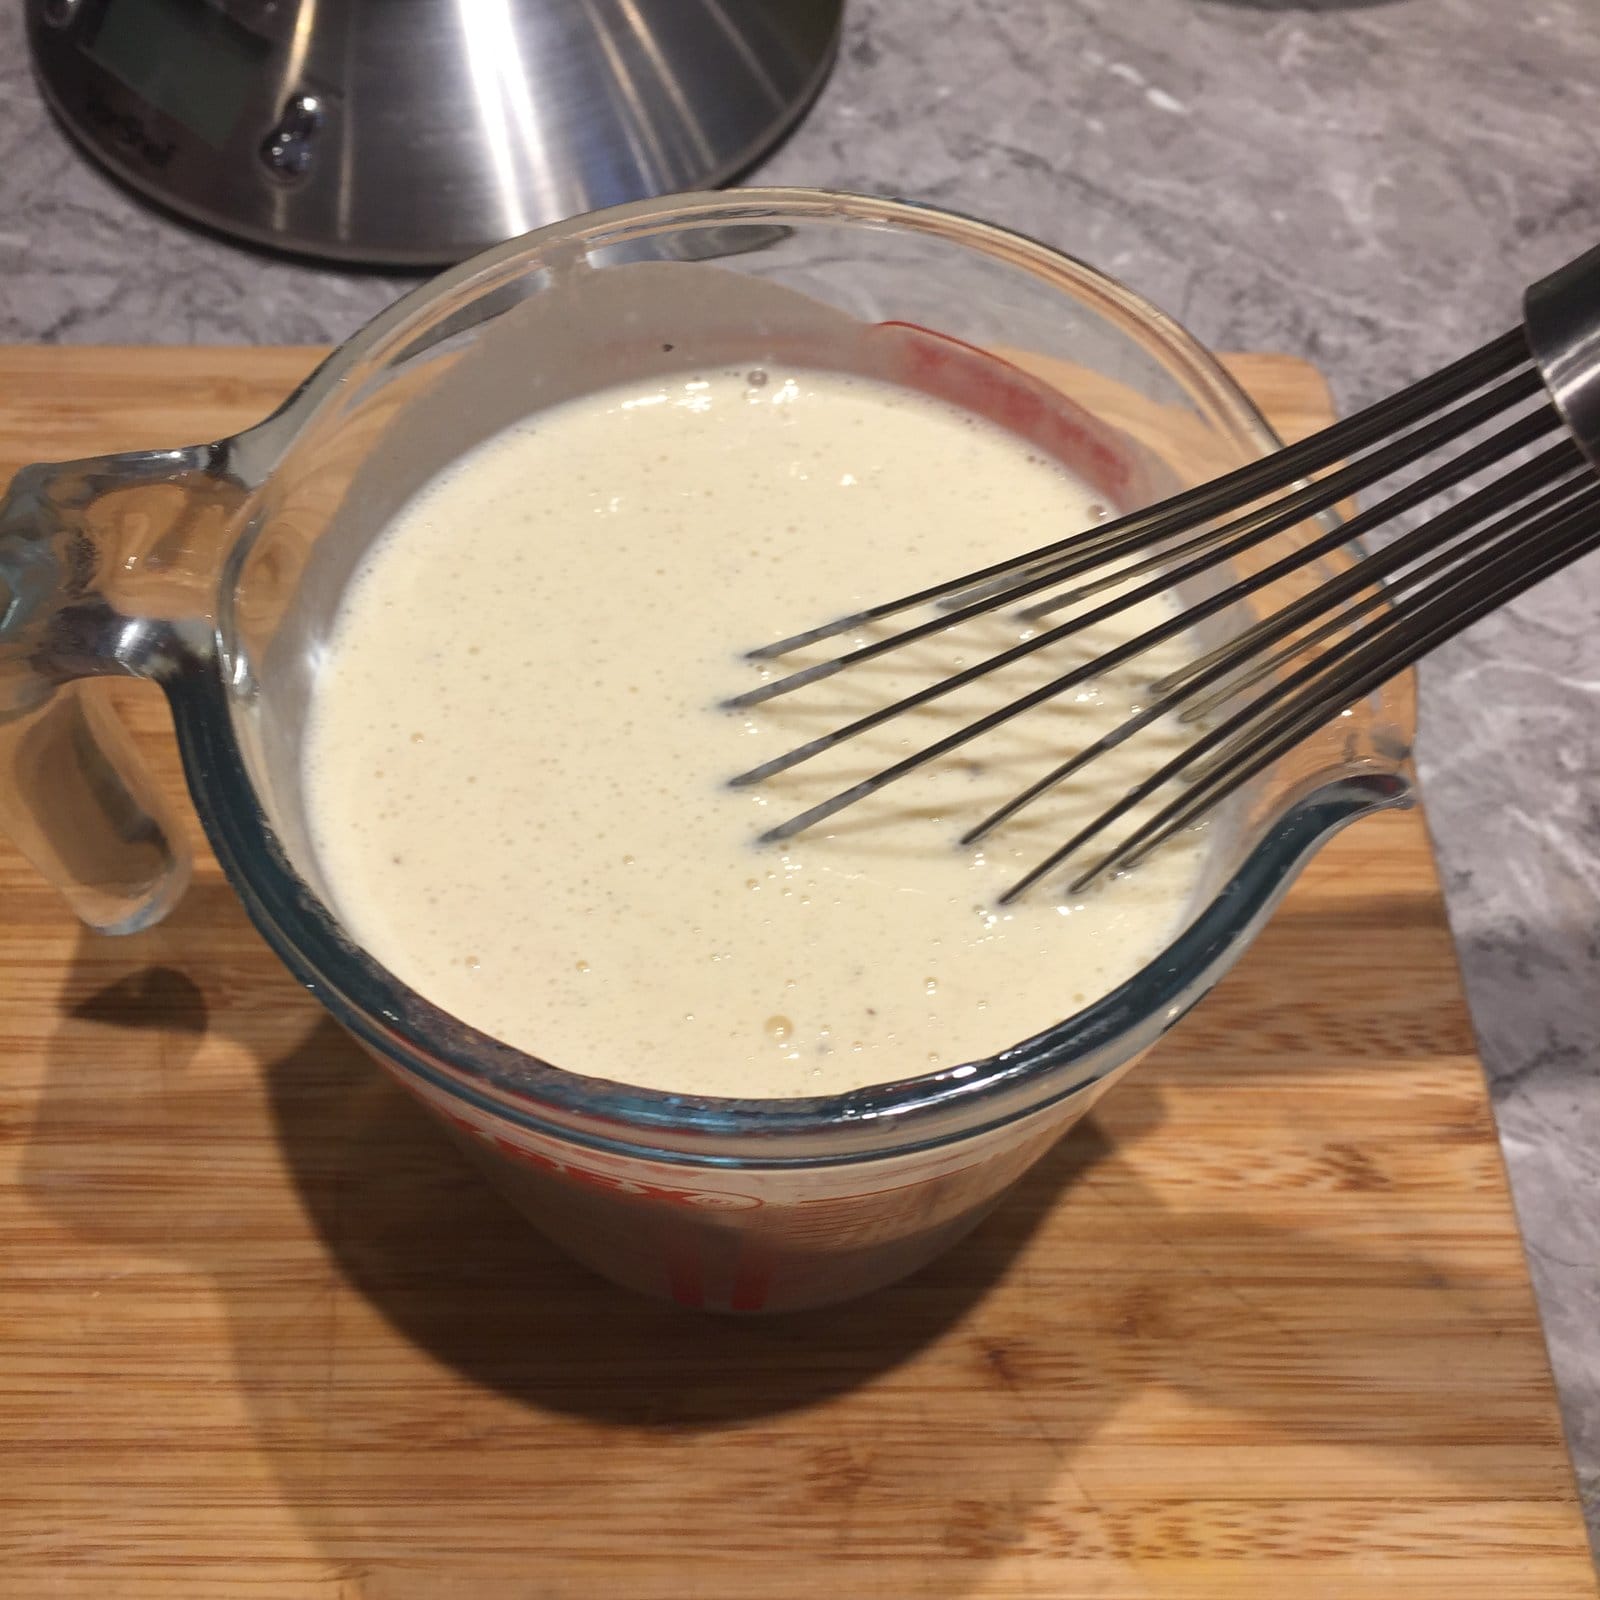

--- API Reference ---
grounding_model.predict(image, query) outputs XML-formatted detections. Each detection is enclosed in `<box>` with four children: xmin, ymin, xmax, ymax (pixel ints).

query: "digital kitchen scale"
<box><xmin>26</xmin><ymin>0</ymin><xmax>843</xmax><ymax>265</ymax></box>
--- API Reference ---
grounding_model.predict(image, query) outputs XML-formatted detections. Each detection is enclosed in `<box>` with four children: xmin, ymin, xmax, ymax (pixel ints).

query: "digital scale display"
<box><xmin>86</xmin><ymin>0</ymin><xmax>268</xmax><ymax>149</ymax></box>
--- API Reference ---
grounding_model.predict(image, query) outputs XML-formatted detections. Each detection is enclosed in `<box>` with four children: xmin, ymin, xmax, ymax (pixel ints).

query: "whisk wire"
<box><xmin>1018</xmin><ymin>362</ymin><xmax>1547</xmax><ymax>620</ymax></box>
<box><xmin>962</xmin><ymin>436</ymin><xmax>1589</xmax><ymax>848</ymax></box>
<box><xmin>738</xmin><ymin>396</ymin><xmax>1564</xmax><ymax>825</ymax></box>
<box><xmin>1053</xmin><ymin>478</ymin><xmax>1600</xmax><ymax>897</ymax></box>
<box><xmin>731</xmin><ymin>291</ymin><xmax>1600</xmax><ymax>900</ymax></box>
<box><xmin>1176</xmin><ymin>454</ymin><xmax>1592</xmax><ymax>721</ymax></box>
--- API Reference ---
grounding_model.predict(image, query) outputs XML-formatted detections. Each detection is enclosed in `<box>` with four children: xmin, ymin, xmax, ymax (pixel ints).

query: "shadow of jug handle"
<box><xmin>0</xmin><ymin>443</ymin><xmax>246</xmax><ymax>934</ymax></box>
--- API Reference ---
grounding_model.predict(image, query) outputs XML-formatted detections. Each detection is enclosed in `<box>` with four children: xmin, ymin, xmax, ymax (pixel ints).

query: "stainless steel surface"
<box><xmin>26</xmin><ymin>0</ymin><xmax>843</xmax><ymax>264</ymax></box>
<box><xmin>1527</xmin><ymin>243</ymin><xmax>1600</xmax><ymax>472</ymax></box>
<box><xmin>734</xmin><ymin>258</ymin><xmax>1600</xmax><ymax>900</ymax></box>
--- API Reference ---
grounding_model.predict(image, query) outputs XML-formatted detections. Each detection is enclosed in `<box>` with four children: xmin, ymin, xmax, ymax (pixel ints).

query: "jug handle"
<box><xmin>0</xmin><ymin>444</ymin><xmax>241</xmax><ymax>934</ymax></box>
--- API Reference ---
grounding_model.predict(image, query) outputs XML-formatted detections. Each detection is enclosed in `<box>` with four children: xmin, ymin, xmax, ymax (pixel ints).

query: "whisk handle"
<box><xmin>1525</xmin><ymin>242</ymin><xmax>1600</xmax><ymax>469</ymax></box>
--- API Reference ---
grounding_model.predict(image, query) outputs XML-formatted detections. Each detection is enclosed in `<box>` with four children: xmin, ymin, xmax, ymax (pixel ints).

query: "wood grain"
<box><xmin>0</xmin><ymin>347</ymin><xmax>1592</xmax><ymax>1599</ymax></box>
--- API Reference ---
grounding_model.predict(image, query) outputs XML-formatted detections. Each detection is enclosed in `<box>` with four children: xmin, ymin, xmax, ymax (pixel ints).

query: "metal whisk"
<box><xmin>728</xmin><ymin>244</ymin><xmax>1600</xmax><ymax>901</ymax></box>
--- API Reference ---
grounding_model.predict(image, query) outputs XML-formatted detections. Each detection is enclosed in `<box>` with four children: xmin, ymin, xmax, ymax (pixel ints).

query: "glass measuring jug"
<box><xmin>0</xmin><ymin>191</ymin><xmax>1413</xmax><ymax>1311</ymax></box>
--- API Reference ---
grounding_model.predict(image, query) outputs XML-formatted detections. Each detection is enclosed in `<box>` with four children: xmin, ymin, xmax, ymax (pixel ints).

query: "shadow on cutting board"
<box><xmin>22</xmin><ymin>883</ymin><xmax>1554</xmax><ymax>1598</ymax></box>
<box><xmin>29</xmin><ymin>905</ymin><xmax>1093</xmax><ymax>1424</ymax></box>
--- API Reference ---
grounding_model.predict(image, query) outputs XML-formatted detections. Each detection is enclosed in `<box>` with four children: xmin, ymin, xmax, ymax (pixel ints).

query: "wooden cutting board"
<box><xmin>0</xmin><ymin>348</ymin><xmax>1593</xmax><ymax>1600</ymax></box>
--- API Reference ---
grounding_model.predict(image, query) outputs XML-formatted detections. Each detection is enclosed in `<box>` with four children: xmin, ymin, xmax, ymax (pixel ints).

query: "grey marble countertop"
<box><xmin>2</xmin><ymin>0</ymin><xmax>1597</xmax><ymax>1560</ymax></box>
